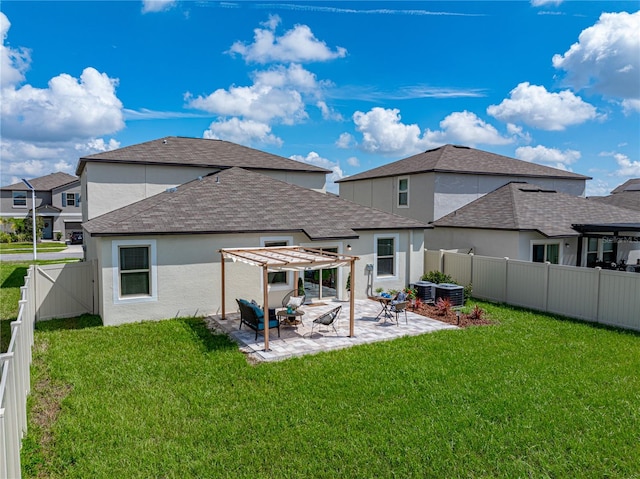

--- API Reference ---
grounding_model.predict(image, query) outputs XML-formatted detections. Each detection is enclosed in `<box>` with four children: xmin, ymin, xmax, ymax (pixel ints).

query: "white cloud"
<box><xmin>186</xmin><ymin>64</ymin><xmax>321</xmax><ymax>125</ymax></box>
<box><xmin>336</xmin><ymin>132</ymin><xmax>355</xmax><ymax>149</ymax></box>
<box><xmin>622</xmin><ymin>98</ymin><xmax>640</xmax><ymax>114</ymax></box>
<box><xmin>351</xmin><ymin>107</ymin><xmax>514</xmax><ymax>156</ymax></box>
<box><xmin>346</xmin><ymin>156</ymin><xmax>360</xmax><ymax>167</ymax></box>
<box><xmin>317</xmin><ymin>100</ymin><xmax>343</xmax><ymax>121</ymax></box>
<box><xmin>552</xmin><ymin>11</ymin><xmax>640</xmax><ymax>103</ymax></box>
<box><xmin>612</xmin><ymin>152</ymin><xmax>640</xmax><ymax>177</ymax></box>
<box><xmin>487</xmin><ymin>82</ymin><xmax>599</xmax><ymax>131</ymax></box>
<box><xmin>425</xmin><ymin>111</ymin><xmax>513</xmax><ymax>146</ymax></box>
<box><xmin>228</xmin><ymin>14</ymin><xmax>347</xmax><ymax>64</ymax></box>
<box><xmin>353</xmin><ymin>107</ymin><xmax>433</xmax><ymax>155</ymax></box>
<box><xmin>1</xmin><ymin>67</ymin><xmax>125</xmax><ymax>142</ymax></box>
<box><xmin>141</xmin><ymin>0</ymin><xmax>176</xmax><ymax>13</ymax></box>
<box><xmin>202</xmin><ymin>118</ymin><xmax>283</xmax><ymax>147</ymax></box>
<box><xmin>1</xmin><ymin>137</ymin><xmax>120</xmax><ymax>186</ymax></box>
<box><xmin>515</xmin><ymin>145</ymin><xmax>580</xmax><ymax>171</ymax></box>
<box><xmin>290</xmin><ymin>151</ymin><xmax>343</xmax><ymax>194</ymax></box>
<box><xmin>530</xmin><ymin>0</ymin><xmax>563</xmax><ymax>6</ymax></box>
<box><xmin>0</xmin><ymin>12</ymin><xmax>31</xmax><ymax>88</ymax></box>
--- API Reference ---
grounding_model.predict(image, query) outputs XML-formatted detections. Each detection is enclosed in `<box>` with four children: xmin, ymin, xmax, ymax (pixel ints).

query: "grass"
<box><xmin>0</xmin><ymin>241</ymin><xmax>68</xmax><ymax>253</ymax></box>
<box><xmin>0</xmin><ymin>259</ymin><xmax>80</xmax><ymax>352</ymax></box>
<box><xmin>20</xmin><ymin>306</ymin><xmax>640</xmax><ymax>478</ymax></box>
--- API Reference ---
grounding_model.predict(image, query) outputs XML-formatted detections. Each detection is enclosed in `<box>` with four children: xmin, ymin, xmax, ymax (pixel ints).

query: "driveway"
<box><xmin>0</xmin><ymin>244</ymin><xmax>84</xmax><ymax>262</ymax></box>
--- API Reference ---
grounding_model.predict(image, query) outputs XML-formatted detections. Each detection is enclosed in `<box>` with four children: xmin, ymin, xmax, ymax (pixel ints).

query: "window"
<box><xmin>12</xmin><ymin>191</ymin><xmax>27</xmax><ymax>207</ymax></box>
<box><xmin>112</xmin><ymin>240</ymin><xmax>157</xmax><ymax>303</ymax></box>
<box><xmin>531</xmin><ymin>241</ymin><xmax>560</xmax><ymax>264</ymax></box>
<box><xmin>397</xmin><ymin>177</ymin><xmax>409</xmax><ymax>207</ymax></box>
<box><xmin>376</xmin><ymin>235</ymin><xmax>397</xmax><ymax>277</ymax></box>
<box><xmin>65</xmin><ymin>193</ymin><xmax>75</xmax><ymax>206</ymax></box>
<box><xmin>585</xmin><ymin>237</ymin><xmax>617</xmax><ymax>267</ymax></box>
<box><xmin>260</xmin><ymin>237</ymin><xmax>292</xmax><ymax>289</ymax></box>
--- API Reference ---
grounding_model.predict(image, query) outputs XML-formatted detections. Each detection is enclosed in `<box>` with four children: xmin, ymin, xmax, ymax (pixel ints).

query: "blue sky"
<box><xmin>1</xmin><ymin>1</ymin><xmax>638</xmax><ymax>195</ymax></box>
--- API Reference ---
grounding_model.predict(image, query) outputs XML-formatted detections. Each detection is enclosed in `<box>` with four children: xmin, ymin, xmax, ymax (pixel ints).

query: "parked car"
<box><xmin>70</xmin><ymin>231</ymin><xmax>83</xmax><ymax>244</ymax></box>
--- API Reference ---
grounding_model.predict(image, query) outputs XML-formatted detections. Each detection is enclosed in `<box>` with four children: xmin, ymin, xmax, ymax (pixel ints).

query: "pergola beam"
<box><xmin>220</xmin><ymin>245</ymin><xmax>360</xmax><ymax>350</ymax></box>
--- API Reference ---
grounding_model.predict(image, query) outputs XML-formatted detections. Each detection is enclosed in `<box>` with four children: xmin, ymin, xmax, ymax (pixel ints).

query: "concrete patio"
<box><xmin>206</xmin><ymin>298</ymin><xmax>458</xmax><ymax>362</ymax></box>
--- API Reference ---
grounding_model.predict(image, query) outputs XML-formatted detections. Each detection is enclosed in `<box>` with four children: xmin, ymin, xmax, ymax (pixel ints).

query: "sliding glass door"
<box><xmin>304</xmin><ymin>246</ymin><xmax>338</xmax><ymax>300</ymax></box>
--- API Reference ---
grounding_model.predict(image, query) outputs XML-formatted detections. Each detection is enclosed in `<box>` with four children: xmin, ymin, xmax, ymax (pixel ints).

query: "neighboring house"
<box><xmin>0</xmin><ymin>172</ymin><xmax>82</xmax><ymax>240</ymax></box>
<box><xmin>82</xmin><ymin>167</ymin><xmax>428</xmax><ymax>326</ymax></box>
<box><xmin>428</xmin><ymin>182</ymin><xmax>640</xmax><ymax>267</ymax></box>
<box><xmin>76</xmin><ymin>136</ymin><xmax>331</xmax><ymax>221</ymax></box>
<box><xmin>589</xmin><ymin>178</ymin><xmax>640</xmax><ymax>212</ymax></box>
<box><xmin>337</xmin><ymin>144</ymin><xmax>590</xmax><ymax>225</ymax></box>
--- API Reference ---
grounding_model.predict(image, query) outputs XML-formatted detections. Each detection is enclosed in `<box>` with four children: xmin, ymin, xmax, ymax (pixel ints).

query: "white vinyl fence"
<box><xmin>425</xmin><ymin>249</ymin><xmax>640</xmax><ymax>332</ymax></box>
<box><xmin>0</xmin><ymin>261</ymin><xmax>96</xmax><ymax>479</ymax></box>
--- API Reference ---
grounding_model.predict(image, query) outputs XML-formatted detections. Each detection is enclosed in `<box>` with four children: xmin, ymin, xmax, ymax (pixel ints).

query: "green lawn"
<box><xmin>0</xmin><ymin>242</ymin><xmax>68</xmax><ymax>254</ymax></box>
<box><xmin>1</xmin><ymin>259</ymin><xmax>79</xmax><ymax>352</ymax></box>
<box><xmin>21</xmin><ymin>306</ymin><xmax>640</xmax><ymax>478</ymax></box>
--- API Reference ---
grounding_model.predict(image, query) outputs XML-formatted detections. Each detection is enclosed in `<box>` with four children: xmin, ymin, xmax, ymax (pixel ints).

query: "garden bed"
<box><xmin>412</xmin><ymin>301</ymin><xmax>493</xmax><ymax>327</ymax></box>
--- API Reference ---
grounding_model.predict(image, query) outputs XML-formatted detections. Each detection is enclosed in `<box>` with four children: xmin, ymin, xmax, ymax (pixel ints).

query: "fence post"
<box><xmin>439</xmin><ymin>249</ymin><xmax>445</xmax><ymax>273</ymax></box>
<box><xmin>595</xmin><ymin>267</ymin><xmax>602</xmax><ymax>324</ymax></box>
<box><xmin>544</xmin><ymin>261</ymin><xmax>550</xmax><ymax>312</ymax></box>
<box><xmin>469</xmin><ymin>253</ymin><xmax>474</xmax><ymax>291</ymax></box>
<box><xmin>503</xmin><ymin>257</ymin><xmax>509</xmax><ymax>303</ymax></box>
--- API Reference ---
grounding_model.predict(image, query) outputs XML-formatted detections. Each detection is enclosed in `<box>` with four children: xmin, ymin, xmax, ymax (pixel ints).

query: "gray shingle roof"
<box><xmin>432</xmin><ymin>182</ymin><xmax>640</xmax><ymax>237</ymax></box>
<box><xmin>76</xmin><ymin>136</ymin><xmax>331</xmax><ymax>175</ymax></box>
<box><xmin>590</xmin><ymin>191</ymin><xmax>640</xmax><ymax>212</ymax></box>
<box><xmin>337</xmin><ymin>144</ymin><xmax>590</xmax><ymax>183</ymax></box>
<box><xmin>1</xmin><ymin>172</ymin><xmax>78</xmax><ymax>191</ymax></box>
<box><xmin>84</xmin><ymin>167</ymin><xmax>429</xmax><ymax>239</ymax></box>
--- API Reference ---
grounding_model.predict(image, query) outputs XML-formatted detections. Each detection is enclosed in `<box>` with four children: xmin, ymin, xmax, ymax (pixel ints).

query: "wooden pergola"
<box><xmin>219</xmin><ymin>246</ymin><xmax>359</xmax><ymax>351</ymax></box>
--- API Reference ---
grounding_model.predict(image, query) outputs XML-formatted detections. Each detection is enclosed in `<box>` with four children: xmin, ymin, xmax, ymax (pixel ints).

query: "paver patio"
<box><xmin>206</xmin><ymin>298</ymin><xmax>458</xmax><ymax>362</ymax></box>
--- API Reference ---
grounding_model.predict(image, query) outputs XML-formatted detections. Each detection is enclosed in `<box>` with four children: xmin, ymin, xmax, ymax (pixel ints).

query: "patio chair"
<box><xmin>390</xmin><ymin>301</ymin><xmax>408</xmax><ymax>325</ymax></box>
<box><xmin>281</xmin><ymin>289</ymin><xmax>306</xmax><ymax>310</ymax></box>
<box><xmin>310</xmin><ymin>305</ymin><xmax>341</xmax><ymax>337</ymax></box>
<box><xmin>236</xmin><ymin>299</ymin><xmax>279</xmax><ymax>340</ymax></box>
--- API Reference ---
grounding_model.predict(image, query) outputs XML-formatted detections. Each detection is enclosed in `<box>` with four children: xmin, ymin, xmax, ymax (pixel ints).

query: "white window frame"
<box><xmin>112</xmin><ymin>239</ymin><xmax>157</xmax><ymax>304</ymax></box>
<box><xmin>374</xmin><ymin>233</ymin><xmax>399</xmax><ymax>280</ymax></box>
<box><xmin>397</xmin><ymin>176</ymin><xmax>409</xmax><ymax>208</ymax></box>
<box><xmin>260</xmin><ymin>236</ymin><xmax>293</xmax><ymax>291</ymax></box>
<box><xmin>65</xmin><ymin>192</ymin><xmax>76</xmax><ymax>207</ymax></box>
<box><xmin>530</xmin><ymin>240</ymin><xmax>561</xmax><ymax>264</ymax></box>
<box><xmin>12</xmin><ymin>191</ymin><xmax>27</xmax><ymax>208</ymax></box>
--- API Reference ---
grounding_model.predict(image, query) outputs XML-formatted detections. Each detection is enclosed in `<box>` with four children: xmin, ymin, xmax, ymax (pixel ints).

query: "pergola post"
<box><xmin>220</xmin><ymin>252</ymin><xmax>226</xmax><ymax>319</ymax></box>
<box><xmin>349</xmin><ymin>259</ymin><xmax>355</xmax><ymax>337</ymax></box>
<box><xmin>262</xmin><ymin>265</ymin><xmax>270</xmax><ymax>351</ymax></box>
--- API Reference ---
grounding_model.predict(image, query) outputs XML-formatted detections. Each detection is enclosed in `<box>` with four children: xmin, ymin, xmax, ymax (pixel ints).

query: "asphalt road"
<box><xmin>0</xmin><ymin>244</ymin><xmax>84</xmax><ymax>262</ymax></box>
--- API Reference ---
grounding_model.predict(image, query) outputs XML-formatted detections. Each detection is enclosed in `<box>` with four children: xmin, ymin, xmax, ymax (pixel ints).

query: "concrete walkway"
<box><xmin>206</xmin><ymin>298</ymin><xmax>457</xmax><ymax>363</ymax></box>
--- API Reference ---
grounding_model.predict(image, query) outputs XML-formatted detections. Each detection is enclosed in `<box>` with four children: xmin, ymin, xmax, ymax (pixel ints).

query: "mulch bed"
<box><xmin>411</xmin><ymin>302</ymin><xmax>493</xmax><ymax>328</ymax></box>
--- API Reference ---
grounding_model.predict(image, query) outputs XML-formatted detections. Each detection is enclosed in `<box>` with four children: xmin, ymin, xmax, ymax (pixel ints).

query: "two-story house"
<box><xmin>0</xmin><ymin>172</ymin><xmax>82</xmax><ymax>240</ymax></box>
<box><xmin>77</xmin><ymin>137</ymin><xmax>428</xmax><ymax>326</ymax></box>
<box><xmin>337</xmin><ymin>144</ymin><xmax>590</xmax><ymax>225</ymax></box>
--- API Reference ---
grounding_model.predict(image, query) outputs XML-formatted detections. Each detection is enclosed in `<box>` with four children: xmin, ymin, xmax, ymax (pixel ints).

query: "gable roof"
<box><xmin>76</xmin><ymin>136</ymin><xmax>331</xmax><ymax>175</ymax></box>
<box><xmin>1</xmin><ymin>172</ymin><xmax>78</xmax><ymax>191</ymax></box>
<box><xmin>337</xmin><ymin>144</ymin><xmax>590</xmax><ymax>183</ymax></box>
<box><xmin>83</xmin><ymin>167</ymin><xmax>429</xmax><ymax>240</ymax></box>
<box><xmin>611</xmin><ymin>178</ymin><xmax>640</xmax><ymax>194</ymax></box>
<box><xmin>432</xmin><ymin>182</ymin><xmax>640</xmax><ymax>237</ymax></box>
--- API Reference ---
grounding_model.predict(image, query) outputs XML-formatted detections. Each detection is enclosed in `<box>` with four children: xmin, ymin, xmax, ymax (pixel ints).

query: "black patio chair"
<box><xmin>310</xmin><ymin>305</ymin><xmax>342</xmax><ymax>337</ymax></box>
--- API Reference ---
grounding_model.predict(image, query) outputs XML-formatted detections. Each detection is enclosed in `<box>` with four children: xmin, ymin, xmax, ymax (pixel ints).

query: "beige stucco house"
<box><xmin>0</xmin><ymin>172</ymin><xmax>82</xmax><ymax>240</ymax></box>
<box><xmin>429</xmin><ymin>182</ymin><xmax>640</xmax><ymax>267</ymax></box>
<box><xmin>337</xmin><ymin>144</ymin><xmax>590</xmax><ymax>225</ymax></box>
<box><xmin>79</xmin><ymin>138</ymin><xmax>428</xmax><ymax>326</ymax></box>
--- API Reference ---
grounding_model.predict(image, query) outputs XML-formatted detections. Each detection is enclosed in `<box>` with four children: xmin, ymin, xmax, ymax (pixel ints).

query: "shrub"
<box><xmin>56</xmin><ymin>231</ymin><xmax>63</xmax><ymax>241</ymax></box>
<box><xmin>421</xmin><ymin>270</ymin><xmax>454</xmax><ymax>284</ymax></box>
<box><xmin>0</xmin><ymin>232</ymin><xmax>12</xmax><ymax>243</ymax></box>
<box><xmin>464</xmin><ymin>283</ymin><xmax>473</xmax><ymax>301</ymax></box>
<box><xmin>468</xmin><ymin>304</ymin><xmax>485</xmax><ymax>320</ymax></box>
<box><xmin>435</xmin><ymin>297</ymin><xmax>452</xmax><ymax>316</ymax></box>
